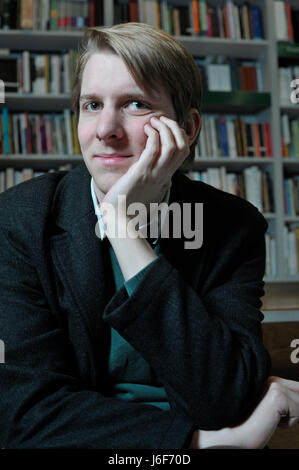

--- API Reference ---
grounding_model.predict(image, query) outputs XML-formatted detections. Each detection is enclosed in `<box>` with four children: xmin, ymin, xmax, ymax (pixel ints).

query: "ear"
<box><xmin>184</xmin><ymin>108</ymin><xmax>201</xmax><ymax>146</ymax></box>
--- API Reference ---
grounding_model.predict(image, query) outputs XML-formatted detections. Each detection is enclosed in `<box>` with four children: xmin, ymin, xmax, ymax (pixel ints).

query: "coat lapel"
<box><xmin>50</xmin><ymin>165</ymin><xmax>112</xmax><ymax>386</ymax></box>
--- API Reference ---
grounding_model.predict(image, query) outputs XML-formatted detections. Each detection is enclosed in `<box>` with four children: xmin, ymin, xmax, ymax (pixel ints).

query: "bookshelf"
<box><xmin>0</xmin><ymin>0</ymin><xmax>299</xmax><ymax>299</ymax></box>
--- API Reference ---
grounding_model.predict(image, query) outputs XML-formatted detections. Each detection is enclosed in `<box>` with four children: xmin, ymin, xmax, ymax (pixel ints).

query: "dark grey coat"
<box><xmin>0</xmin><ymin>164</ymin><xmax>271</xmax><ymax>448</ymax></box>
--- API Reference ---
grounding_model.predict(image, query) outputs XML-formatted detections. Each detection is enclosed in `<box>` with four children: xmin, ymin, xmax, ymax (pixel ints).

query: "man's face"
<box><xmin>78</xmin><ymin>50</ymin><xmax>177</xmax><ymax>195</ymax></box>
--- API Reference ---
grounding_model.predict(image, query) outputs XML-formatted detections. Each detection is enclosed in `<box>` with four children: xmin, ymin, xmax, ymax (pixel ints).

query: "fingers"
<box><xmin>138</xmin><ymin>123</ymin><xmax>161</xmax><ymax>171</ymax></box>
<box><xmin>268</xmin><ymin>376</ymin><xmax>299</xmax><ymax>394</ymax></box>
<box><xmin>148</xmin><ymin>115</ymin><xmax>190</xmax><ymax>169</ymax></box>
<box><xmin>137</xmin><ymin>115</ymin><xmax>190</xmax><ymax>181</ymax></box>
<box><xmin>266</xmin><ymin>377</ymin><xmax>299</xmax><ymax>427</ymax></box>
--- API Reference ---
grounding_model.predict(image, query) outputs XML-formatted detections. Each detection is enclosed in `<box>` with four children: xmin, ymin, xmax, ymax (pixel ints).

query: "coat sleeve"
<box><xmin>0</xmin><ymin>223</ymin><xmax>193</xmax><ymax>449</ymax></box>
<box><xmin>102</xmin><ymin>207</ymin><xmax>272</xmax><ymax>430</ymax></box>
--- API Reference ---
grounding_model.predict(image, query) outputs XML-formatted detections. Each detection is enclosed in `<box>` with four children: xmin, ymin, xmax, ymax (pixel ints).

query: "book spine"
<box><xmin>2</xmin><ymin>108</ymin><xmax>10</xmax><ymax>154</ymax></box>
<box><xmin>285</xmin><ymin>2</ymin><xmax>294</xmax><ymax>42</ymax></box>
<box><xmin>191</xmin><ymin>0</ymin><xmax>200</xmax><ymax>35</ymax></box>
<box><xmin>64</xmin><ymin>109</ymin><xmax>73</xmax><ymax>155</ymax></box>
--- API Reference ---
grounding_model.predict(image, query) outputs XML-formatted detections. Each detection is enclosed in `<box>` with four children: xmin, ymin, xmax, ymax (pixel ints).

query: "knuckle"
<box><xmin>165</xmin><ymin>142</ymin><xmax>175</xmax><ymax>153</ymax></box>
<box><xmin>268</xmin><ymin>383</ymin><xmax>286</xmax><ymax>403</ymax></box>
<box><xmin>178</xmin><ymin>142</ymin><xmax>190</xmax><ymax>154</ymax></box>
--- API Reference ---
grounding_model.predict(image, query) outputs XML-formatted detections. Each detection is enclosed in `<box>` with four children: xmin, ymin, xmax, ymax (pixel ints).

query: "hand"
<box><xmin>190</xmin><ymin>376</ymin><xmax>299</xmax><ymax>449</ymax></box>
<box><xmin>101</xmin><ymin>115</ymin><xmax>190</xmax><ymax>214</ymax></box>
<box><xmin>238</xmin><ymin>376</ymin><xmax>299</xmax><ymax>448</ymax></box>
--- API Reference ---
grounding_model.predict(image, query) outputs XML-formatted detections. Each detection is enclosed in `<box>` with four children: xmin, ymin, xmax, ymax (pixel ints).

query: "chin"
<box><xmin>93</xmin><ymin>175</ymin><xmax>121</xmax><ymax>195</ymax></box>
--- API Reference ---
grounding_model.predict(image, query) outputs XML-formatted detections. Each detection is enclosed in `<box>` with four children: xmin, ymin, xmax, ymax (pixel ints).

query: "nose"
<box><xmin>95</xmin><ymin>108</ymin><xmax>124</xmax><ymax>143</ymax></box>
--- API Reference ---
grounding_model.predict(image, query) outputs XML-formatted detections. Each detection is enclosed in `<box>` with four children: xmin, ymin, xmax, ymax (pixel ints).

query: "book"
<box><xmin>20</xmin><ymin>0</ymin><xmax>33</xmax><ymax>29</ymax></box>
<box><xmin>191</xmin><ymin>0</ymin><xmax>200</xmax><ymax>35</ymax></box>
<box><xmin>128</xmin><ymin>0</ymin><xmax>139</xmax><ymax>22</ymax></box>
<box><xmin>274</xmin><ymin>1</ymin><xmax>288</xmax><ymax>41</ymax></box>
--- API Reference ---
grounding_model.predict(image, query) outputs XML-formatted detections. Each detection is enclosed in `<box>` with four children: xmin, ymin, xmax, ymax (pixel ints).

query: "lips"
<box><xmin>93</xmin><ymin>154</ymin><xmax>132</xmax><ymax>158</ymax></box>
<box><xmin>92</xmin><ymin>154</ymin><xmax>134</xmax><ymax>167</ymax></box>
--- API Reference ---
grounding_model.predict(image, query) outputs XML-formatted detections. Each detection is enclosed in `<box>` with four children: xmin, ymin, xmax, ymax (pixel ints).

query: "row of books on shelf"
<box><xmin>281</xmin><ymin>115</ymin><xmax>299</xmax><ymax>158</ymax></box>
<box><xmin>0</xmin><ymin>0</ymin><xmax>264</xmax><ymax>40</ymax></box>
<box><xmin>265</xmin><ymin>233</ymin><xmax>276</xmax><ymax>277</ymax></box>
<box><xmin>0</xmin><ymin>109</ymin><xmax>80</xmax><ymax>155</ymax></box>
<box><xmin>0</xmin><ymin>49</ymin><xmax>264</xmax><ymax>95</ymax></box>
<box><xmin>188</xmin><ymin>0</ymin><xmax>263</xmax><ymax>39</ymax></box>
<box><xmin>186</xmin><ymin>165</ymin><xmax>273</xmax><ymax>214</ymax></box>
<box><xmin>274</xmin><ymin>1</ymin><xmax>299</xmax><ymax>43</ymax></box>
<box><xmin>0</xmin><ymin>109</ymin><xmax>273</xmax><ymax>159</ymax></box>
<box><xmin>0</xmin><ymin>164</ymin><xmax>73</xmax><ymax>192</ymax></box>
<box><xmin>284</xmin><ymin>176</ymin><xmax>299</xmax><ymax>217</ymax></box>
<box><xmin>0</xmin><ymin>0</ymin><xmax>101</xmax><ymax>31</ymax></box>
<box><xmin>195</xmin><ymin>115</ymin><xmax>272</xmax><ymax>159</ymax></box>
<box><xmin>279</xmin><ymin>66</ymin><xmax>299</xmax><ymax>106</ymax></box>
<box><xmin>134</xmin><ymin>0</ymin><xmax>263</xmax><ymax>39</ymax></box>
<box><xmin>0</xmin><ymin>50</ymin><xmax>78</xmax><ymax>94</ymax></box>
<box><xmin>195</xmin><ymin>56</ymin><xmax>263</xmax><ymax>92</ymax></box>
<box><xmin>284</xmin><ymin>225</ymin><xmax>299</xmax><ymax>275</ymax></box>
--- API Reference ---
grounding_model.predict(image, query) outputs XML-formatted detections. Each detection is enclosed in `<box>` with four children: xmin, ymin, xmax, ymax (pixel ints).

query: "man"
<box><xmin>0</xmin><ymin>22</ymin><xmax>294</xmax><ymax>449</ymax></box>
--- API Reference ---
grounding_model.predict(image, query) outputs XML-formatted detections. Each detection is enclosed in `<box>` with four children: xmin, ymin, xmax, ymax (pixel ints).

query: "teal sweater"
<box><xmin>107</xmin><ymin>243</ymin><xmax>170</xmax><ymax>411</ymax></box>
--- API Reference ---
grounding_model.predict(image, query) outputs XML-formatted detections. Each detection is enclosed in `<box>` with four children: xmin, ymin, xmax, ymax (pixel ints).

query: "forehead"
<box><xmin>80</xmin><ymin>51</ymin><xmax>162</xmax><ymax>100</ymax></box>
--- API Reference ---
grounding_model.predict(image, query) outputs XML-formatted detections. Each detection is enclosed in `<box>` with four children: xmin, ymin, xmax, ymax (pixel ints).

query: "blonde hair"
<box><xmin>72</xmin><ymin>22</ymin><xmax>202</xmax><ymax>165</ymax></box>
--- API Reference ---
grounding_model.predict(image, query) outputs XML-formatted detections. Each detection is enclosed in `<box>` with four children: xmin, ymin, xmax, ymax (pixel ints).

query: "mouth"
<box><xmin>92</xmin><ymin>154</ymin><xmax>134</xmax><ymax>167</ymax></box>
<box><xmin>94</xmin><ymin>153</ymin><xmax>133</xmax><ymax>158</ymax></box>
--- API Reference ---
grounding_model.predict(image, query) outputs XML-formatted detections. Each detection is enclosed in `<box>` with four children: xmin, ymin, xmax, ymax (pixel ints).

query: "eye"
<box><xmin>127</xmin><ymin>100</ymin><xmax>150</xmax><ymax>112</ymax></box>
<box><xmin>85</xmin><ymin>102</ymin><xmax>100</xmax><ymax>112</ymax></box>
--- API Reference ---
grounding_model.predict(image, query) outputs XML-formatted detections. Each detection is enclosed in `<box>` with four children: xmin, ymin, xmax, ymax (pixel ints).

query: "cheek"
<box><xmin>77</xmin><ymin>120</ymin><xmax>94</xmax><ymax>148</ymax></box>
<box><xmin>129</xmin><ymin>119</ymin><xmax>148</xmax><ymax>153</ymax></box>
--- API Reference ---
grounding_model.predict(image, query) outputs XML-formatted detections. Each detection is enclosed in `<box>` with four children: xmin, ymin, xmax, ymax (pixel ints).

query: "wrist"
<box><xmin>102</xmin><ymin>211</ymin><xmax>139</xmax><ymax>240</ymax></box>
<box><xmin>190</xmin><ymin>427</ymin><xmax>242</xmax><ymax>449</ymax></box>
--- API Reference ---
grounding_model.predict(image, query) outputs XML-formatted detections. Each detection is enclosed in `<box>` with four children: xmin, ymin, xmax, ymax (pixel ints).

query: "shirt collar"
<box><xmin>91</xmin><ymin>177</ymin><xmax>170</xmax><ymax>244</ymax></box>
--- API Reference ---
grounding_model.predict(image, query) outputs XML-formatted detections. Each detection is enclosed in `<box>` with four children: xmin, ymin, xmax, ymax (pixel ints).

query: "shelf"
<box><xmin>0</xmin><ymin>30</ymin><xmax>83</xmax><ymax>51</ymax></box>
<box><xmin>202</xmin><ymin>91</ymin><xmax>271</xmax><ymax>113</ymax></box>
<box><xmin>284</xmin><ymin>216</ymin><xmax>299</xmax><ymax>223</ymax></box>
<box><xmin>0</xmin><ymin>30</ymin><xmax>269</xmax><ymax>58</ymax></box>
<box><xmin>189</xmin><ymin>157</ymin><xmax>273</xmax><ymax>171</ymax></box>
<box><xmin>0</xmin><ymin>93</ymin><xmax>72</xmax><ymax>111</ymax></box>
<box><xmin>277</xmin><ymin>42</ymin><xmax>299</xmax><ymax>58</ymax></box>
<box><xmin>264</xmin><ymin>276</ymin><xmax>299</xmax><ymax>283</ymax></box>
<box><xmin>262</xmin><ymin>310</ymin><xmax>299</xmax><ymax>322</ymax></box>
<box><xmin>178</xmin><ymin>36</ymin><xmax>269</xmax><ymax>59</ymax></box>
<box><xmin>282</xmin><ymin>158</ymin><xmax>299</xmax><ymax>171</ymax></box>
<box><xmin>264</xmin><ymin>213</ymin><xmax>276</xmax><ymax>220</ymax></box>
<box><xmin>0</xmin><ymin>155</ymin><xmax>83</xmax><ymax>170</ymax></box>
<box><xmin>280</xmin><ymin>104</ymin><xmax>299</xmax><ymax>117</ymax></box>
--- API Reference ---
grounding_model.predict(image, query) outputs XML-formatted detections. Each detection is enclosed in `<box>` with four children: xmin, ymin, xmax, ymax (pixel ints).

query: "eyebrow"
<box><xmin>79</xmin><ymin>91</ymin><xmax>156</xmax><ymax>103</ymax></box>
